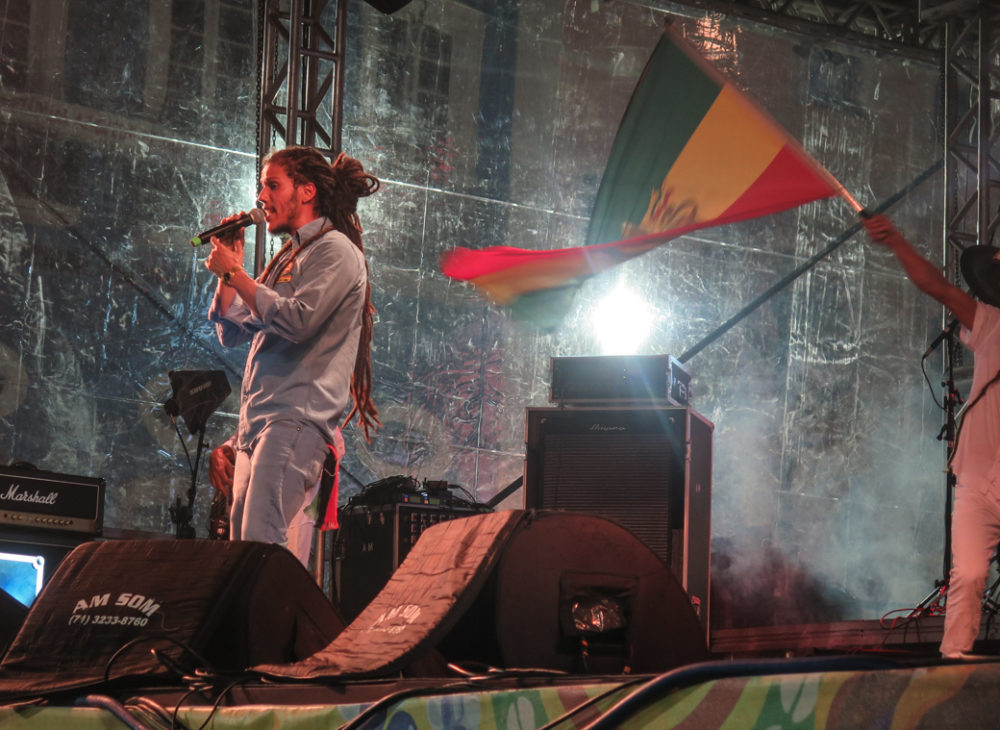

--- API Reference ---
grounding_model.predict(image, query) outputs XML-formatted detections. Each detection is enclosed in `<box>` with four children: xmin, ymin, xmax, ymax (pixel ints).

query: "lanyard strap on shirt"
<box><xmin>259</xmin><ymin>223</ymin><xmax>336</xmax><ymax>286</ymax></box>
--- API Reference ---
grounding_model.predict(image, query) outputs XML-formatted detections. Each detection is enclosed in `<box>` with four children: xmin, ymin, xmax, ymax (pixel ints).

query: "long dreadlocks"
<box><xmin>263</xmin><ymin>145</ymin><xmax>381</xmax><ymax>441</ymax></box>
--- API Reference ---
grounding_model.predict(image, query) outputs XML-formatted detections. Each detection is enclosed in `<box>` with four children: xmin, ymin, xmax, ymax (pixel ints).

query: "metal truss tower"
<box><xmin>258</xmin><ymin>0</ymin><xmax>346</xmax><ymax>158</ymax></box>
<box><xmin>254</xmin><ymin>0</ymin><xmax>347</xmax><ymax>273</ymax></box>
<box><xmin>940</xmin><ymin>4</ymin><xmax>1000</xmax><ymax>275</ymax></box>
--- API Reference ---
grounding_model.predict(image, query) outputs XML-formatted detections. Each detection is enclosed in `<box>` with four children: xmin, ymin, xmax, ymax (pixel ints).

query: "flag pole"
<box><xmin>678</xmin><ymin>158</ymin><xmax>942</xmax><ymax>364</ymax></box>
<box><xmin>838</xmin><ymin>185</ymin><xmax>864</xmax><ymax>214</ymax></box>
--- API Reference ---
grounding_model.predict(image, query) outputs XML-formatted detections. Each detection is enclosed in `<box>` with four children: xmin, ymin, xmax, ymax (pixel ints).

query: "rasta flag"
<box><xmin>440</xmin><ymin>24</ymin><xmax>854</xmax><ymax>329</ymax></box>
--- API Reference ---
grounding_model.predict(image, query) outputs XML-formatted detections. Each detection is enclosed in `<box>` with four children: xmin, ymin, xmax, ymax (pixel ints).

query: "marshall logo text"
<box><xmin>0</xmin><ymin>484</ymin><xmax>58</xmax><ymax>506</ymax></box>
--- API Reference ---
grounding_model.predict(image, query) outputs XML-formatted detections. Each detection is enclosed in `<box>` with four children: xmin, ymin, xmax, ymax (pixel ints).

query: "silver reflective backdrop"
<box><xmin>0</xmin><ymin>0</ymin><xmax>947</xmax><ymax>626</ymax></box>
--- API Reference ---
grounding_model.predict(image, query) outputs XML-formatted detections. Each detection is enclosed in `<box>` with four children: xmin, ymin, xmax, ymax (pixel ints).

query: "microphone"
<box><xmin>190</xmin><ymin>207</ymin><xmax>266</xmax><ymax>247</ymax></box>
<box><xmin>923</xmin><ymin>317</ymin><xmax>960</xmax><ymax>358</ymax></box>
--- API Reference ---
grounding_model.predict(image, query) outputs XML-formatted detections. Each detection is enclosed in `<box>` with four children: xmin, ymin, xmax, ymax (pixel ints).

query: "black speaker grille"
<box><xmin>539</xmin><ymin>432</ymin><xmax>674</xmax><ymax>564</ymax></box>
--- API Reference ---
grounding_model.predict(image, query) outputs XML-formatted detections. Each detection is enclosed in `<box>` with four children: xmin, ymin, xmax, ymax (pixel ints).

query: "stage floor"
<box><xmin>3</xmin><ymin>518</ymin><xmax>999</xmax><ymax>727</ymax></box>
<box><xmin>711</xmin><ymin>612</ymin><xmax>1000</xmax><ymax>658</ymax></box>
<box><xmin>2</xmin><ymin>649</ymin><xmax>998</xmax><ymax>729</ymax></box>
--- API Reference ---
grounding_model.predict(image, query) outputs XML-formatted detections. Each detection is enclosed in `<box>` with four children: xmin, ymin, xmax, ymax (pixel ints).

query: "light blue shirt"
<box><xmin>209</xmin><ymin>216</ymin><xmax>366</xmax><ymax>449</ymax></box>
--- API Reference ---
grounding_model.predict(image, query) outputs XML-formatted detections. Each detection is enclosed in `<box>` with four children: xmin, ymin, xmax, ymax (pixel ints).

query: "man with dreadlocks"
<box><xmin>204</xmin><ymin>145</ymin><xmax>380</xmax><ymax>567</ymax></box>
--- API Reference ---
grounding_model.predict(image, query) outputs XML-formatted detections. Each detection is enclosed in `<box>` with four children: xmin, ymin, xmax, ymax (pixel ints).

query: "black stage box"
<box><xmin>524</xmin><ymin>406</ymin><xmax>712</xmax><ymax>634</ymax></box>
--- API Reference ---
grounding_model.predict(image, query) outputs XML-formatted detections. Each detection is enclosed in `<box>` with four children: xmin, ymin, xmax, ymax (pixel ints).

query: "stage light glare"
<box><xmin>591</xmin><ymin>287</ymin><xmax>652</xmax><ymax>354</ymax></box>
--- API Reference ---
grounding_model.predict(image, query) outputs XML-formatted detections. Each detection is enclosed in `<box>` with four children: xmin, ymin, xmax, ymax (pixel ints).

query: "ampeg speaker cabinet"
<box><xmin>335</xmin><ymin>502</ymin><xmax>489</xmax><ymax>621</ymax></box>
<box><xmin>524</xmin><ymin>406</ymin><xmax>712</xmax><ymax>632</ymax></box>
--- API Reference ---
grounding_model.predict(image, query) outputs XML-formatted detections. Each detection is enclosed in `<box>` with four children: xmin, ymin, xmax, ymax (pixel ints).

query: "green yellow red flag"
<box><xmin>441</xmin><ymin>25</ymin><xmax>854</xmax><ymax>328</ymax></box>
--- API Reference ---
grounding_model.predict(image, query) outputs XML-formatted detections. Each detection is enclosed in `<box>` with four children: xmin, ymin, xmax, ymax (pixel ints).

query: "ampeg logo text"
<box><xmin>589</xmin><ymin>423</ymin><xmax>627</xmax><ymax>432</ymax></box>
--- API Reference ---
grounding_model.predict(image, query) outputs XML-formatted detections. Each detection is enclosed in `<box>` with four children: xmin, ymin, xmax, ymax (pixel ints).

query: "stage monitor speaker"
<box><xmin>0</xmin><ymin>539</ymin><xmax>345</xmax><ymax>699</ymax></box>
<box><xmin>438</xmin><ymin>510</ymin><xmax>709</xmax><ymax>675</ymax></box>
<box><xmin>524</xmin><ymin>406</ymin><xmax>712</xmax><ymax>633</ymax></box>
<box><xmin>254</xmin><ymin>511</ymin><xmax>709</xmax><ymax>681</ymax></box>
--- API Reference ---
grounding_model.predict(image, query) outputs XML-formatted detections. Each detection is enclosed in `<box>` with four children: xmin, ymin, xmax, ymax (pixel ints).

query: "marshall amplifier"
<box><xmin>0</xmin><ymin>467</ymin><xmax>105</xmax><ymax>536</ymax></box>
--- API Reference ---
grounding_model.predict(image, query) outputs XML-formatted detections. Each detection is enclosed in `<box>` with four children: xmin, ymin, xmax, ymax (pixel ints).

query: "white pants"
<box><xmin>230</xmin><ymin>421</ymin><xmax>324</xmax><ymax>569</ymax></box>
<box><xmin>941</xmin><ymin>473</ymin><xmax>1000</xmax><ymax>657</ymax></box>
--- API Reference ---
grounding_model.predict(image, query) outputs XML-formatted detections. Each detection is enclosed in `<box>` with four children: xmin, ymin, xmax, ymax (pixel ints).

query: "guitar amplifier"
<box><xmin>335</xmin><ymin>501</ymin><xmax>490</xmax><ymax>621</ymax></box>
<box><xmin>0</xmin><ymin>467</ymin><xmax>105</xmax><ymax>536</ymax></box>
<box><xmin>549</xmin><ymin>354</ymin><xmax>691</xmax><ymax>406</ymax></box>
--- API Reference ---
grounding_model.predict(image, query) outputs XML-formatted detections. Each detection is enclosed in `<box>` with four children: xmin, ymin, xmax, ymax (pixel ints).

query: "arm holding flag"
<box><xmin>862</xmin><ymin>214</ymin><xmax>975</xmax><ymax>329</ymax></box>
